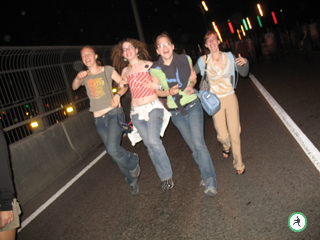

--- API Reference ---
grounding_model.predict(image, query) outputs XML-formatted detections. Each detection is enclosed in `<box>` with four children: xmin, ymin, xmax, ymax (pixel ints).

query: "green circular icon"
<box><xmin>288</xmin><ymin>212</ymin><xmax>307</xmax><ymax>232</ymax></box>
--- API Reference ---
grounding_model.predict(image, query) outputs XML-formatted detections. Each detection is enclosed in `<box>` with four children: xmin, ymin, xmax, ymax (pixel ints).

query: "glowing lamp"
<box><xmin>272</xmin><ymin>11</ymin><xmax>278</xmax><ymax>24</ymax></box>
<box><xmin>31</xmin><ymin>122</ymin><xmax>39</xmax><ymax>128</ymax></box>
<box><xmin>228</xmin><ymin>20</ymin><xmax>234</xmax><ymax>34</ymax></box>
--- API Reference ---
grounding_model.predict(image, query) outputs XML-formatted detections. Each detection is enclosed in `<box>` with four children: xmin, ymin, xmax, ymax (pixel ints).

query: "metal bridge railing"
<box><xmin>0</xmin><ymin>46</ymin><xmax>114</xmax><ymax>144</ymax></box>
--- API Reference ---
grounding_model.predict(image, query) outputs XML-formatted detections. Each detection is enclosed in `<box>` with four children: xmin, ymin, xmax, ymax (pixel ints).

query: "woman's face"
<box><xmin>156</xmin><ymin>37</ymin><xmax>174</xmax><ymax>60</ymax></box>
<box><xmin>81</xmin><ymin>47</ymin><xmax>97</xmax><ymax>67</ymax></box>
<box><xmin>122</xmin><ymin>42</ymin><xmax>138</xmax><ymax>61</ymax></box>
<box><xmin>205</xmin><ymin>34</ymin><xmax>220</xmax><ymax>53</ymax></box>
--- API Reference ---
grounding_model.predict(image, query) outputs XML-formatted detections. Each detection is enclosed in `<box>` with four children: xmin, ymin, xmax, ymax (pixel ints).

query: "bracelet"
<box><xmin>168</xmin><ymin>89</ymin><xmax>172</xmax><ymax>96</ymax></box>
<box><xmin>116</xmin><ymin>93</ymin><xmax>121</xmax><ymax>97</ymax></box>
<box><xmin>159</xmin><ymin>84</ymin><xmax>164</xmax><ymax>91</ymax></box>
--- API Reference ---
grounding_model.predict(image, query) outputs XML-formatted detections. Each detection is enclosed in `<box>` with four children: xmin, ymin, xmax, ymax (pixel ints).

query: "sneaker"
<box><xmin>130</xmin><ymin>164</ymin><xmax>140</xmax><ymax>178</ymax></box>
<box><xmin>130</xmin><ymin>155</ymin><xmax>140</xmax><ymax>178</ymax></box>
<box><xmin>200</xmin><ymin>180</ymin><xmax>205</xmax><ymax>187</ymax></box>
<box><xmin>130</xmin><ymin>183</ymin><xmax>139</xmax><ymax>195</ymax></box>
<box><xmin>161</xmin><ymin>178</ymin><xmax>174</xmax><ymax>191</ymax></box>
<box><xmin>204</xmin><ymin>187</ymin><xmax>217</xmax><ymax>197</ymax></box>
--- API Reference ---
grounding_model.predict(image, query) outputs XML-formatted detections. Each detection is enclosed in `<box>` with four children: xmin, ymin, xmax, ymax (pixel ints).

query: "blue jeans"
<box><xmin>94</xmin><ymin>107</ymin><xmax>139</xmax><ymax>185</ymax></box>
<box><xmin>170</xmin><ymin>98</ymin><xmax>217</xmax><ymax>189</ymax></box>
<box><xmin>131</xmin><ymin>108</ymin><xmax>172</xmax><ymax>181</ymax></box>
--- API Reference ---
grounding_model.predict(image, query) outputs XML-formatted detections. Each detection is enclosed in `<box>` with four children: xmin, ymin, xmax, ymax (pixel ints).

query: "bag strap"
<box><xmin>201</xmin><ymin>55</ymin><xmax>208</xmax><ymax>82</ymax></box>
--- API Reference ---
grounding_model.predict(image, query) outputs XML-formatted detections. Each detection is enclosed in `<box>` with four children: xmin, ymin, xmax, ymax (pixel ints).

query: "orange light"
<box><xmin>202</xmin><ymin>1</ymin><xmax>208</xmax><ymax>11</ymax></box>
<box><xmin>212</xmin><ymin>22</ymin><xmax>223</xmax><ymax>42</ymax></box>
<box><xmin>257</xmin><ymin>4</ymin><xmax>263</xmax><ymax>17</ymax></box>
<box><xmin>237</xmin><ymin>29</ymin><xmax>242</xmax><ymax>40</ymax></box>
<box><xmin>246</xmin><ymin>17</ymin><xmax>252</xmax><ymax>29</ymax></box>
<box><xmin>241</xmin><ymin>25</ymin><xmax>246</xmax><ymax>36</ymax></box>
<box><xmin>31</xmin><ymin>122</ymin><xmax>39</xmax><ymax>128</ymax></box>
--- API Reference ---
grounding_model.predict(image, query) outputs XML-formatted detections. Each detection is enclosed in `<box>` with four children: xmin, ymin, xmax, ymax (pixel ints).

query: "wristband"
<box><xmin>158</xmin><ymin>84</ymin><xmax>164</xmax><ymax>91</ymax></box>
<box><xmin>168</xmin><ymin>89</ymin><xmax>173</xmax><ymax>96</ymax></box>
<box><xmin>117</xmin><ymin>93</ymin><xmax>121</xmax><ymax>97</ymax></box>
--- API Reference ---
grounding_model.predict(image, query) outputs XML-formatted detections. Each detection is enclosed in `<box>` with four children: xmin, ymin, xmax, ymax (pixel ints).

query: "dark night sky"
<box><xmin>1</xmin><ymin>0</ymin><xmax>318</xmax><ymax>47</ymax></box>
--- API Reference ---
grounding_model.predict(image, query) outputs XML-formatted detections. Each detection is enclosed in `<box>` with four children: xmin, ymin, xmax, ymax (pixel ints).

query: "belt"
<box><xmin>168</xmin><ymin>99</ymin><xmax>196</xmax><ymax>112</ymax></box>
<box><xmin>131</xmin><ymin>99</ymin><xmax>160</xmax><ymax>111</ymax></box>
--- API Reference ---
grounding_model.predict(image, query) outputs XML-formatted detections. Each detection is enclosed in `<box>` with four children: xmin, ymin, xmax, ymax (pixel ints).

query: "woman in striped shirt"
<box><xmin>111</xmin><ymin>39</ymin><xmax>174</xmax><ymax>191</ymax></box>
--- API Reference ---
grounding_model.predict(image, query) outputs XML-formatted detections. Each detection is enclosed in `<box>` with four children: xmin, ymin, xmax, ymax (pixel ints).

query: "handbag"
<box><xmin>199</xmin><ymin>55</ymin><xmax>210</xmax><ymax>91</ymax></box>
<box><xmin>196</xmin><ymin>55</ymin><xmax>221</xmax><ymax>116</ymax></box>
<box><xmin>194</xmin><ymin>89</ymin><xmax>221</xmax><ymax>116</ymax></box>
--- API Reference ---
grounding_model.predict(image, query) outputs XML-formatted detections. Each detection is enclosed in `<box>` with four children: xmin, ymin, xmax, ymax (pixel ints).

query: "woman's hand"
<box><xmin>235</xmin><ymin>54</ymin><xmax>247</xmax><ymax>66</ymax></box>
<box><xmin>184</xmin><ymin>86</ymin><xmax>194</xmax><ymax>95</ymax></box>
<box><xmin>168</xmin><ymin>84</ymin><xmax>179</xmax><ymax>96</ymax></box>
<box><xmin>76</xmin><ymin>71</ymin><xmax>88</xmax><ymax>80</ymax></box>
<box><xmin>111</xmin><ymin>94</ymin><xmax>121</xmax><ymax>108</ymax></box>
<box><xmin>0</xmin><ymin>210</ymin><xmax>14</xmax><ymax>228</ymax></box>
<box><xmin>119</xmin><ymin>78</ymin><xmax>128</xmax><ymax>88</ymax></box>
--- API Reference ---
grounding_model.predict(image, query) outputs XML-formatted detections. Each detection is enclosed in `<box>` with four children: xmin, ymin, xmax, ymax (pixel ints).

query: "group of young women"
<box><xmin>0</xmin><ymin>30</ymin><xmax>248</xmax><ymax>239</ymax></box>
<box><xmin>72</xmin><ymin>30</ymin><xmax>249</xmax><ymax>197</ymax></box>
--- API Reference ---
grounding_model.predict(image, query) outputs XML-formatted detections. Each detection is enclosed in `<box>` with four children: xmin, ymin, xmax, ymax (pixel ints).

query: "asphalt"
<box><xmin>17</xmin><ymin>50</ymin><xmax>320</xmax><ymax>240</ymax></box>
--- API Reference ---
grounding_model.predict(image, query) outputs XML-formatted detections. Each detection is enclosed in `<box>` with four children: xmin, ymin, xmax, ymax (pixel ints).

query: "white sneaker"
<box><xmin>204</xmin><ymin>187</ymin><xmax>217</xmax><ymax>196</ymax></box>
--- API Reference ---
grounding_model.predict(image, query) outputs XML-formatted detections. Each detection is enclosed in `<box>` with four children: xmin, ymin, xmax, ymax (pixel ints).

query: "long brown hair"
<box><xmin>111</xmin><ymin>38</ymin><xmax>151</xmax><ymax>74</ymax></box>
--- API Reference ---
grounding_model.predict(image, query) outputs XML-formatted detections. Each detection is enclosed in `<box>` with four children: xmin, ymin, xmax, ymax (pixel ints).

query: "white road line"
<box><xmin>18</xmin><ymin>150</ymin><xmax>107</xmax><ymax>232</ymax></box>
<box><xmin>250</xmin><ymin>74</ymin><xmax>320</xmax><ymax>172</ymax></box>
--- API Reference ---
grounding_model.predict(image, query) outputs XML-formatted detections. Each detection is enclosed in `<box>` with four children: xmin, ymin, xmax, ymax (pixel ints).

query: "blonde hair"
<box><xmin>204</xmin><ymin>30</ymin><xmax>218</xmax><ymax>45</ymax></box>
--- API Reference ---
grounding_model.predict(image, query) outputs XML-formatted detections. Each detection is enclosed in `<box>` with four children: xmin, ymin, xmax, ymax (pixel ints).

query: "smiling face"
<box><xmin>81</xmin><ymin>47</ymin><xmax>98</xmax><ymax>68</ymax></box>
<box><xmin>205</xmin><ymin>33</ymin><xmax>220</xmax><ymax>53</ymax></box>
<box><xmin>122</xmin><ymin>42</ymin><xmax>138</xmax><ymax>61</ymax></box>
<box><xmin>156</xmin><ymin>36</ymin><xmax>174</xmax><ymax>62</ymax></box>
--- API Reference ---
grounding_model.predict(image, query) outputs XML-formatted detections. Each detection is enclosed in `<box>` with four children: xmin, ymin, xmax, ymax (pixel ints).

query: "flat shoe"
<box><xmin>237</xmin><ymin>169</ymin><xmax>245</xmax><ymax>175</ymax></box>
<box><xmin>222</xmin><ymin>149</ymin><xmax>230</xmax><ymax>158</ymax></box>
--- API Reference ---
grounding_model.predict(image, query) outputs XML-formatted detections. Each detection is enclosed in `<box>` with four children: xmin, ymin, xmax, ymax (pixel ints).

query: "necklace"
<box><xmin>215</xmin><ymin>53</ymin><xmax>220</xmax><ymax>62</ymax></box>
<box><xmin>128</xmin><ymin>60</ymin><xmax>139</xmax><ymax>68</ymax></box>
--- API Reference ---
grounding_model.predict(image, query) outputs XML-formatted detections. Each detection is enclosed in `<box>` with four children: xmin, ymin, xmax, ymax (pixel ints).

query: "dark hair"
<box><xmin>111</xmin><ymin>38</ymin><xmax>151</xmax><ymax>73</ymax></box>
<box><xmin>154</xmin><ymin>31</ymin><xmax>173</xmax><ymax>49</ymax></box>
<box><xmin>81</xmin><ymin>45</ymin><xmax>101</xmax><ymax>66</ymax></box>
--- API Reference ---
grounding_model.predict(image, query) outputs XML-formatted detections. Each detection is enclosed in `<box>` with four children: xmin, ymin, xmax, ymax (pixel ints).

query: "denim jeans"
<box><xmin>94</xmin><ymin>107</ymin><xmax>139</xmax><ymax>185</ymax></box>
<box><xmin>170</xmin><ymin>98</ymin><xmax>217</xmax><ymax>189</ymax></box>
<box><xmin>131</xmin><ymin>108</ymin><xmax>173</xmax><ymax>181</ymax></box>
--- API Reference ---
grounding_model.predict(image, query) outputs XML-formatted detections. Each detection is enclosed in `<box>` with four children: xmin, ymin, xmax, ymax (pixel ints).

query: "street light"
<box><xmin>212</xmin><ymin>22</ymin><xmax>223</xmax><ymax>42</ymax></box>
<box><xmin>246</xmin><ymin>17</ymin><xmax>252</xmax><ymax>29</ymax></box>
<box><xmin>271</xmin><ymin>11</ymin><xmax>278</xmax><ymax>24</ymax></box>
<box><xmin>202</xmin><ymin>1</ymin><xmax>208</xmax><ymax>11</ymax></box>
<box><xmin>228</xmin><ymin>20</ymin><xmax>234</xmax><ymax>34</ymax></box>
<box><xmin>257</xmin><ymin>4</ymin><xmax>263</xmax><ymax>17</ymax></box>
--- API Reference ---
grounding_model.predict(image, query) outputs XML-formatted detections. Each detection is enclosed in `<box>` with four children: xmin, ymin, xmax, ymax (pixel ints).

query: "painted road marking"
<box><xmin>250</xmin><ymin>74</ymin><xmax>320</xmax><ymax>172</ymax></box>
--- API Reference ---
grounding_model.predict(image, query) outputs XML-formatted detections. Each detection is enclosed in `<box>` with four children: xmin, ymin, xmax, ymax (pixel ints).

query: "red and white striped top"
<box><xmin>128</xmin><ymin>72</ymin><xmax>155</xmax><ymax>99</ymax></box>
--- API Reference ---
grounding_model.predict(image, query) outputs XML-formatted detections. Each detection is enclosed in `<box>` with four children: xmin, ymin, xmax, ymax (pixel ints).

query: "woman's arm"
<box><xmin>0</xmin><ymin>130</ymin><xmax>15</xmax><ymax>229</ymax></box>
<box><xmin>72</xmin><ymin>71</ymin><xmax>87</xmax><ymax>90</ymax></box>
<box><xmin>150</xmin><ymin>75</ymin><xmax>179</xmax><ymax>97</ymax></box>
<box><xmin>235</xmin><ymin>53</ymin><xmax>249</xmax><ymax>77</ymax></box>
<box><xmin>111</xmin><ymin>69</ymin><xmax>128</xmax><ymax>107</ymax></box>
<box><xmin>184</xmin><ymin>63</ymin><xmax>196</xmax><ymax>95</ymax></box>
